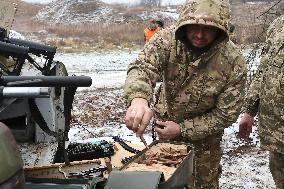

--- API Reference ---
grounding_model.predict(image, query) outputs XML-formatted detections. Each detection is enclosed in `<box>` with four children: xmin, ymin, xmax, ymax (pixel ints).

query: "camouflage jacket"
<box><xmin>124</xmin><ymin>0</ymin><xmax>247</xmax><ymax>141</ymax></box>
<box><xmin>0</xmin><ymin>55</ymin><xmax>15</xmax><ymax>69</ymax></box>
<box><xmin>243</xmin><ymin>15</ymin><xmax>284</xmax><ymax>153</ymax></box>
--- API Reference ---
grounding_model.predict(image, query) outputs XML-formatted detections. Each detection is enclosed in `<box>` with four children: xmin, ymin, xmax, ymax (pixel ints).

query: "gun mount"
<box><xmin>0</xmin><ymin>27</ymin><xmax>93</xmax><ymax>165</ymax></box>
<box><xmin>0</xmin><ymin>75</ymin><xmax>92</xmax><ymax>165</ymax></box>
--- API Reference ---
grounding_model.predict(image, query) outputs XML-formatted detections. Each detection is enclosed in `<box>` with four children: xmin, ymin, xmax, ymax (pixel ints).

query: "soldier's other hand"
<box><xmin>125</xmin><ymin>98</ymin><xmax>153</xmax><ymax>137</ymax></box>
<box><xmin>239</xmin><ymin>113</ymin><xmax>254</xmax><ymax>139</ymax></box>
<box><xmin>155</xmin><ymin>120</ymin><xmax>181</xmax><ymax>140</ymax></box>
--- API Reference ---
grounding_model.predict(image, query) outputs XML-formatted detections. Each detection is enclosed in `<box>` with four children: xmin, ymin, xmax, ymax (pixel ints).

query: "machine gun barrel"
<box><xmin>1</xmin><ymin>76</ymin><xmax>92</xmax><ymax>87</ymax></box>
<box><xmin>0</xmin><ymin>41</ymin><xmax>29</xmax><ymax>56</ymax></box>
<box><xmin>8</xmin><ymin>38</ymin><xmax>56</xmax><ymax>58</ymax></box>
<box><xmin>1</xmin><ymin>87</ymin><xmax>50</xmax><ymax>98</ymax></box>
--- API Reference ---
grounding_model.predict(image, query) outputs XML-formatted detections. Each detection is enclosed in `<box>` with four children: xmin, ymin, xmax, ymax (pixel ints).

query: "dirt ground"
<box><xmin>18</xmin><ymin>48</ymin><xmax>275</xmax><ymax>189</ymax></box>
<box><xmin>70</xmin><ymin>86</ymin><xmax>275</xmax><ymax>189</ymax></box>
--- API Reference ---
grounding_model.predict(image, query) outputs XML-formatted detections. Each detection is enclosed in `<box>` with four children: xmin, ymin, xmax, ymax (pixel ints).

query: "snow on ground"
<box><xmin>21</xmin><ymin>0</ymin><xmax>55</xmax><ymax>4</ymax></box>
<box><xmin>220</xmin><ymin>120</ymin><xmax>274</xmax><ymax>188</ymax></box>
<box><xmin>66</xmin><ymin>49</ymin><xmax>275</xmax><ymax>188</ymax></box>
<box><xmin>21</xmin><ymin>0</ymin><xmax>185</xmax><ymax>6</ymax></box>
<box><xmin>35</xmin><ymin>0</ymin><xmax>116</xmax><ymax>24</ymax></box>
<box><xmin>34</xmin><ymin>0</ymin><xmax>179</xmax><ymax>24</ymax></box>
<box><xmin>99</xmin><ymin>0</ymin><xmax>185</xmax><ymax>5</ymax></box>
<box><xmin>54</xmin><ymin>50</ymin><xmax>138</xmax><ymax>89</ymax></box>
<box><xmin>9</xmin><ymin>30</ymin><xmax>26</xmax><ymax>40</ymax></box>
<box><xmin>20</xmin><ymin>49</ymin><xmax>275</xmax><ymax>188</ymax></box>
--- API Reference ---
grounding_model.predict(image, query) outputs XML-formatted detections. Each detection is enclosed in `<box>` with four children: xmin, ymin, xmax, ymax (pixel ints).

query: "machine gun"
<box><xmin>0</xmin><ymin>76</ymin><xmax>92</xmax><ymax>163</ymax></box>
<box><xmin>0</xmin><ymin>29</ymin><xmax>93</xmax><ymax>164</ymax></box>
<box><xmin>0</xmin><ymin>27</ymin><xmax>57</xmax><ymax>76</ymax></box>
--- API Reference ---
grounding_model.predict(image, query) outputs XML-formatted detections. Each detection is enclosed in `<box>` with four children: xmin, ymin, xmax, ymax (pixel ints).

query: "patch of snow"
<box><xmin>9</xmin><ymin>30</ymin><xmax>26</xmax><ymax>40</ymax></box>
<box><xmin>21</xmin><ymin>0</ymin><xmax>185</xmax><ymax>6</ymax></box>
<box><xmin>54</xmin><ymin>50</ymin><xmax>139</xmax><ymax>89</ymax></box>
<box><xmin>34</xmin><ymin>0</ymin><xmax>179</xmax><ymax>24</ymax></box>
<box><xmin>220</xmin><ymin>117</ymin><xmax>275</xmax><ymax>188</ymax></box>
<box><xmin>137</xmin><ymin>7</ymin><xmax>179</xmax><ymax>21</ymax></box>
<box><xmin>20</xmin><ymin>48</ymin><xmax>276</xmax><ymax>188</ymax></box>
<box><xmin>157</xmin><ymin>8</ymin><xmax>180</xmax><ymax>20</ymax></box>
<box><xmin>35</xmin><ymin>0</ymin><xmax>123</xmax><ymax>24</ymax></box>
<box><xmin>242</xmin><ymin>46</ymin><xmax>263</xmax><ymax>74</ymax></box>
<box><xmin>19</xmin><ymin>142</ymin><xmax>57</xmax><ymax>167</ymax></box>
<box><xmin>101</xmin><ymin>0</ymin><xmax>185</xmax><ymax>6</ymax></box>
<box><xmin>68</xmin><ymin>124</ymin><xmax>152</xmax><ymax>145</ymax></box>
<box><xmin>21</xmin><ymin>0</ymin><xmax>55</xmax><ymax>4</ymax></box>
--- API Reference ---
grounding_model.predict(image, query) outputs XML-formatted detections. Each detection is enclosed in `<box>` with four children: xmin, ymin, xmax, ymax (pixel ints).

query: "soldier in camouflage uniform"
<box><xmin>239</xmin><ymin>15</ymin><xmax>284</xmax><ymax>188</ymax></box>
<box><xmin>0</xmin><ymin>122</ymin><xmax>25</xmax><ymax>189</ymax></box>
<box><xmin>0</xmin><ymin>55</ymin><xmax>16</xmax><ymax>70</ymax></box>
<box><xmin>124</xmin><ymin>0</ymin><xmax>247</xmax><ymax>188</ymax></box>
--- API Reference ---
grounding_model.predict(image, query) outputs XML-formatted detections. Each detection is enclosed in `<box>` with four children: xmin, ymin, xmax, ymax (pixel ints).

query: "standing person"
<box><xmin>239</xmin><ymin>15</ymin><xmax>284</xmax><ymax>188</ymax></box>
<box><xmin>144</xmin><ymin>18</ymin><xmax>160</xmax><ymax>44</ymax></box>
<box><xmin>124</xmin><ymin>0</ymin><xmax>247</xmax><ymax>188</ymax></box>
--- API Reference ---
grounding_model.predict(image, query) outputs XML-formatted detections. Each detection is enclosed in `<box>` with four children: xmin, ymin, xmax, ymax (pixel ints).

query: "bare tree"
<box><xmin>257</xmin><ymin>0</ymin><xmax>283</xmax><ymax>18</ymax></box>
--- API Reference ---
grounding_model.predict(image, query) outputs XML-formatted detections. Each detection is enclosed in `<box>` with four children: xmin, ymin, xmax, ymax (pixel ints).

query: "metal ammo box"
<box><xmin>105</xmin><ymin>140</ymin><xmax>194</xmax><ymax>189</ymax></box>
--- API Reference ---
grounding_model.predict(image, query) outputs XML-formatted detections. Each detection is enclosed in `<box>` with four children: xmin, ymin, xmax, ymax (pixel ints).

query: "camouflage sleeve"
<box><xmin>124</xmin><ymin>29</ymin><xmax>170</xmax><ymax>105</ymax></box>
<box><xmin>0</xmin><ymin>55</ymin><xmax>8</xmax><ymax>66</ymax></box>
<box><xmin>242</xmin><ymin>57</ymin><xmax>265</xmax><ymax>116</ymax></box>
<box><xmin>243</xmin><ymin>15</ymin><xmax>284</xmax><ymax>116</ymax></box>
<box><xmin>0</xmin><ymin>55</ymin><xmax>16</xmax><ymax>69</ymax></box>
<box><xmin>180</xmin><ymin>56</ymin><xmax>247</xmax><ymax>140</ymax></box>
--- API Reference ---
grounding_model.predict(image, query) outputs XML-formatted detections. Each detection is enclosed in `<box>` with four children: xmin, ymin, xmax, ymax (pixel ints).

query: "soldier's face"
<box><xmin>186</xmin><ymin>24</ymin><xmax>219</xmax><ymax>48</ymax></box>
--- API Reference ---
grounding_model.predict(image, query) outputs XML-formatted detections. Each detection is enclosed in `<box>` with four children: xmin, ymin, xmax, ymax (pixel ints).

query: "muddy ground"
<box><xmin>70</xmin><ymin>86</ymin><xmax>274</xmax><ymax>189</ymax></box>
<box><xmin>20</xmin><ymin>50</ymin><xmax>275</xmax><ymax>188</ymax></box>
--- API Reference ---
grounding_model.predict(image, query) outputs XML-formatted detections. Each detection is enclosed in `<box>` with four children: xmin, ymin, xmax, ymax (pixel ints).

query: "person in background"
<box><xmin>144</xmin><ymin>18</ymin><xmax>160</xmax><ymax>44</ymax></box>
<box><xmin>239</xmin><ymin>15</ymin><xmax>284</xmax><ymax>188</ymax></box>
<box><xmin>156</xmin><ymin>19</ymin><xmax>164</xmax><ymax>29</ymax></box>
<box><xmin>228</xmin><ymin>22</ymin><xmax>235</xmax><ymax>33</ymax></box>
<box><xmin>124</xmin><ymin>0</ymin><xmax>247</xmax><ymax>188</ymax></box>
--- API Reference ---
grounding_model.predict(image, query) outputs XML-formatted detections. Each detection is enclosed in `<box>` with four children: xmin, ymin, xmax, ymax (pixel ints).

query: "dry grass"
<box><xmin>70</xmin><ymin>1</ymin><xmax>107</xmax><ymax>14</ymax></box>
<box><xmin>12</xmin><ymin>0</ymin><xmax>45</xmax><ymax>32</ymax></box>
<box><xmin>12</xmin><ymin>1</ymin><xmax>146</xmax><ymax>51</ymax></box>
<box><xmin>10</xmin><ymin>0</ymin><xmax>284</xmax><ymax>51</ymax></box>
<box><xmin>230</xmin><ymin>1</ymin><xmax>282</xmax><ymax>44</ymax></box>
<box><xmin>14</xmin><ymin>0</ymin><xmax>43</xmax><ymax>17</ymax></box>
<box><xmin>46</xmin><ymin>22</ymin><xmax>145</xmax><ymax>44</ymax></box>
<box><xmin>34</xmin><ymin>22</ymin><xmax>146</xmax><ymax>52</ymax></box>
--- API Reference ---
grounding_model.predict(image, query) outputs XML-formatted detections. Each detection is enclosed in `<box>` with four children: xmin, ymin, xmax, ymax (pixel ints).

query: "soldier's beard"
<box><xmin>188</xmin><ymin>41</ymin><xmax>212</xmax><ymax>56</ymax></box>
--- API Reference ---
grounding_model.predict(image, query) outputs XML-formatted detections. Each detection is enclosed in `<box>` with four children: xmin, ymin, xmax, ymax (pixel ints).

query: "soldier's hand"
<box><xmin>155</xmin><ymin>120</ymin><xmax>181</xmax><ymax>140</ymax></box>
<box><xmin>239</xmin><ymin>113</ymin><xmax>254</xmax><ymax>139</ymax></box>
<box><xmin>125</xmin><ymin>98</ymin><xmax>153</xmax><ymax>137</ymax></box>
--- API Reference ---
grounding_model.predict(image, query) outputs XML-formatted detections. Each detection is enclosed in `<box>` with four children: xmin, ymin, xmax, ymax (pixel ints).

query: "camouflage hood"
<box><xmin>175</xmin><ymin>0</ymin><xmax>230</xmax><ymax>46</ymax></box>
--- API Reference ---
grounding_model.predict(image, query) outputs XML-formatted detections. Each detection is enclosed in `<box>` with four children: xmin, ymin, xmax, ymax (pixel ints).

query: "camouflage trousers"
<box><xmin>0</xmin><ymin>169</ymin><xmax>25</xmax><ymax>189</ymax></box>
<box><xmin>269</xmin><ymin>151</ymin><xmax>284</xmax><ymax>189</ymax></box>
<box><xmin>187</xmin><ymin>133</ymin><xmax>222</xmax><ymax>189</ymax></box>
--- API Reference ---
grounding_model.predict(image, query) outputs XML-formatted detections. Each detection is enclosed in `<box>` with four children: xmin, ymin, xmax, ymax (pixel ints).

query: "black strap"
<box><xmin>63</xmin><ymin>86</ymin><xmax>77</xmax><ymax>138</ymax></box>
<box><xmin>28</xmin><ymin>98</ymin><xmax>57</xmax><ymax>137</ymax></box>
